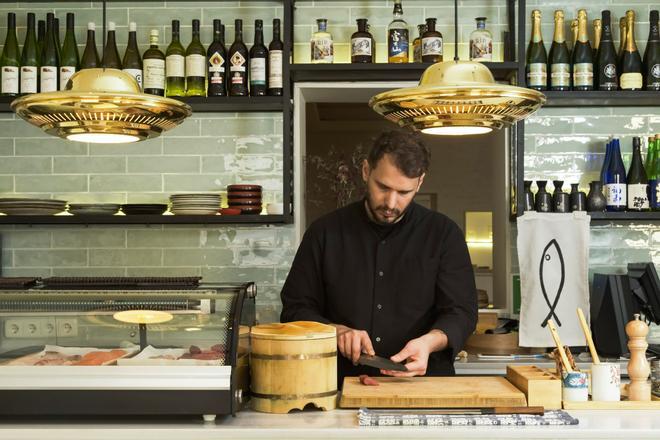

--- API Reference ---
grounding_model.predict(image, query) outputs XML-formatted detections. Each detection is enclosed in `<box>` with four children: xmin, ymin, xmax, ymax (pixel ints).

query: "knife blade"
<box><xmin>357</xmin><ymin>354</ymin><xmax>408</xmax><ymax>372</ymax></box>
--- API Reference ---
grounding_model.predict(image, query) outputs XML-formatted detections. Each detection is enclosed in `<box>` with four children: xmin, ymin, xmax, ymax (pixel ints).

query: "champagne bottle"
<box><xmin>572</xmin><ymin>9</ymin><xmax>594</xmax><ymax>91</ymax></box>
<box><xmin>548</xmin><ymin>10</ymin><xmax>570</xmax><ymax>91</ymax></box>
<box><xmin>40</xmin><ymin>13</ymin><xmax>59</xmax><ymax>93</ymax></box>
<box><xmin>185</xmin><ymin>19</ymin><xmax>206</xmax><ymax>97</ymax></box>
<box><xmin>604</xmin><ymin>138</ymin><xmax>627</xmax><ymax>211</ymax></box>
<box><xmin>142</xmin><ymin>29</ymin><xmax>165</xmax><ymax>97</ymax></box>
<box><xmin>388</xmin><ymin>0</ymin><xmax>409</xmax><ymax>63</ymax></box>
<box><xmin>102</xmin><ymin>21</ymin><xmax>122</xmax><ymax>69</ymax></box>
<box><xmin>617</xmin><ymin>16</ymin><xmax>627</xmax><ymax>69</ymax></box>
<box><xmin>268</xmin><ymin>18</ymin><xmax>283</xmax><ymax>96</ymax></box>
<box><xmin>166</xmin><ymin>20</ymin><xmax>185</xmax><ymax>97</ymax></box>
<box><xmin>571</xmin><ymin>18</ymin><xmax>578</xmax><ymax>50</ymax></box>
<box><xmin>80</xmin><ymin>22</ymin><xmax>100</xmax><ymax>69</ymax></box>
<box><xmin>20</xmin><ymin>13</ymin><xmax>38</xmax><ymax>95</ymax></box>
<box><xmin>593</xmin><ymin>19</ymin><xmax>601</xmax><ymax>61</ymax></box>
<box><xmin>228</xmin><ymin>19</ymin><xmax>248</xmax><ymax>96</ymax></box>
<box><xmin>526</xmin><ymin>10</ymin><xmax>547</xmax><ymax>91</ymax></box>
<box><xmin>37</xmin><ymin>19</ymin><xmax>45</xmax><ymax>61</ymax></box>
<box><xmin>351</xmin><ymin>18</ymin><xmax>373</xmax><ymax>63</ymax></box>
<box><xmin>643</xmin><ymin>10</ymin><xmax>660</xmax><ymax>90</ymax></box>
<box><xmin>123</xmin><ymin>22</ymin><xmax>143</xmax><ymax>90</ymax></box>
<box><xmin>59</xmin><ymin>13</ymin><xmax>78</xmax><ymax>90</ymax></box>
<box><xmin>597</xmin><ymin>11</ymin><xmax>618</xmax><ymax>91</ymax></box>
<box><xmin>620</xmin><ymin>10</ymin><xmax>643</xmax><ymax>90</ymax></box>
<box><xmin>1</xmin><ymin>12</ymin><xmax>20</xmax><ymax>96</ymax></box>
<box><xmin>207</xmin><ymin>19</ymin><xmax>227</xmax><ymax>97</ymax></box>
<box><xmin>249</xmin><ymin>19</ymin><xmax>268</xmax><ymax>96</ymax></box>
<box><xmin>627</xmin><ymin>137</ymin><xmax>649</xmax><ymax>211</ymax></box>
<box><xmin>421</xmin><ymin>17</ymin><xmax>443</xmax><ymax>63</ymax></box>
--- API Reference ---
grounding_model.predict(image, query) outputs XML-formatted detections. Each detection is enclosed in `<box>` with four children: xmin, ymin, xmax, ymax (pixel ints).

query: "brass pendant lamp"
<box><xmin>11</xmin><ymin>1</ymin><xmax>191</xmax><ymax>144</ymax></box>
<box><xmin>369</xmin><ymin>0</ymin><xmax>545</xmax><ymax>135</ymax></box>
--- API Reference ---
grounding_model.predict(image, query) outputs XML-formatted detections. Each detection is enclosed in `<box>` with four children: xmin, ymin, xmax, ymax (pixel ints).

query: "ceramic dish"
<box><xmin>227</xmin><ymin>184</ymin><xmax>262</xmax><ymax>192</ymax></box>
<box><xmin>226</xmin><ymin>191</ymin><xmax>262</xmax><ymax>199</ymax></box>
<box><xmin>227</xmin><ymin>198</ymin><xmax>263</xmax><ymax>206</ymax></box>
<box><xmin>121</xmin><ymin>204</ymin><xmax>168</xmax><ymax>215</ymax></box>
<box><xmin>220</xmin><ymin>208</ymin><xmax>242</xmax><ymax>216</ymax></box>
<box><xmin>232</xmin><ymin>205</ymin><xmax>263</xmax><ymax>215</ymax></box>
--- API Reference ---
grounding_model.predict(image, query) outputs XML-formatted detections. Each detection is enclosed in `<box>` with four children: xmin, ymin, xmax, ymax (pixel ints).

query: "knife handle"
<box><xmin>491</xmin><ymin>406</ymin><xmax>545</xmax><ymax>415</ymax></box>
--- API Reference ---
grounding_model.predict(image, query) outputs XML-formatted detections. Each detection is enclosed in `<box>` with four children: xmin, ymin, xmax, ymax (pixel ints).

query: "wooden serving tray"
<box><xmin>562</xmin><ymin>385</ymin><xmax>660</xmax><ymax>410</ymax></box>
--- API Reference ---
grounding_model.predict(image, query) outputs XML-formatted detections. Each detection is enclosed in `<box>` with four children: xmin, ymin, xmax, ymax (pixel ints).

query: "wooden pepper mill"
<box><xmin>625</xmin><ymin>313</ymin><xmax>651</xmax><ymax>401</ymax></box>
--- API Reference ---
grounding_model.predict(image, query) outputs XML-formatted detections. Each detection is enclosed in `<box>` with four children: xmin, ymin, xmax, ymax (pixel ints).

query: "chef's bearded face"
<box><xmin>362</xmin><ymin>153</ymin><xmax>425</xmax><ymax>225</ymax></box>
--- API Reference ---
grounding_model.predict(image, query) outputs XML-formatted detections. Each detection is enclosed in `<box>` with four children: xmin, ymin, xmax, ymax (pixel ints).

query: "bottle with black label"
<box><xmin>166</xmin><ymin>20</ymin><xmax>185</xmax><ymax>97</ymax></box>
<box><xmin>268</xmin><ymin>18</ymin><xmax>283</xmax><ymax>96</ymax></box>
<box><xmin>80</xmin><ymin>22</ymin><xmax>100</xmax><ymax>69</ymax></box>
<box><xmin>627</xmin><ymin>137</ymin><xmax>649</xmax><ymax>211</ymax></box>
<box><xmin>40</xmin><ymin>13</ymin><xmax>59</xmax><ymax>93</ymax></box>
<box><xmin>249</xmin><ymin>19</ymin><xmax>268</xmax><ymax>96</ymax></box>
<box><xmin>572</xmin><ymin>9</ymin><xmax>593</xmax><ymax>91</ymax></box>
<box><xmin>59</xmin><ymin>13</ymin><xmax>78</xmax><ymax>90</ymax></box>
<box><xmin>1</xmin><ymin>12</ymin><xmax>19</xmax><ymax>96</ymax></box>
<box><xmin>421</xmin><ymin>17</ymin><xmax>443</xmax><ymax>63</ymax></box>
<box><xmin>643</xmin><ymin>10</ymin><xmax>660</xmax><ymax>90</ymax></box>
<box><xmin>228</xmin><ymin>19</ymin><xmax>248</xmax><ymax>96</ymax></box>
<box><xmin>351</xmin><ymin>18</ymin><xmax>373</xmax><ymax>63</ymax></box>
<box><xmin>620</xmin><ymin>10</ymin><xmax>643</xmax><ymax>90</ymax></box>
<box><xmin>186</xmin><ymin>19</ymin><xmax>206</xmax><ymax>97</ymax></box>
<box><xmin>526</xmin><ymin>10</ymin><xmax>547</xmax><ymax>91</ymax></box>
<box><xmin>388</xmin><ymin>0</ymin><xmax>409</xmax><ymax>63</ymax></box>
<box><xmin>123</xmin><ymin>22</ymin><xmax>143</xmax><ymax>90</ymax></box>
<box><xmin>548</xmin><ymin>10</ymin><xmax>570</xmax><ymax>91</ymax></box>
<box><xmin>102</xmin><ymin>21</ymin><xmax>122</xmax><ymax>69</ymax></box>
<box><xmin>142</xmin><ymin>29</ymin><xmax>165</xmax><ymax>96</ymax></box>
<box><xmin>596</xmin><ymin>10</ymin><xmax>618</xmax><ymax>91</ymax></box>
<box><xmin>20</xmin><ymin>13</ymin><xmax>38</xmax><ymax>95</ymax></box>
<box><xmin>207</xmin><ymin>19</ymin><xmax>226</xmax><ymax>97</ymax></box>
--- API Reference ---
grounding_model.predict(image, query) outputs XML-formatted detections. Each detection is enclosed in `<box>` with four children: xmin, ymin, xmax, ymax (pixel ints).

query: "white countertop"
<box><xmin>2</xmin><ymin>409</ymin><xmax>660</xmax><ymax>440</ymax></box>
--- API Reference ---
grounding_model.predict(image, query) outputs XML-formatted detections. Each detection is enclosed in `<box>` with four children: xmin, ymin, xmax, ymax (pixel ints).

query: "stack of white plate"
<box><xmin>169</xmin><ymin>193</ymin><xmax>221</xmax><ymax>215</ymax></box>
<box><xmin>0</xmin><ymin>198</ymin><xmax>67</xmax><ymax>215</ymax></box>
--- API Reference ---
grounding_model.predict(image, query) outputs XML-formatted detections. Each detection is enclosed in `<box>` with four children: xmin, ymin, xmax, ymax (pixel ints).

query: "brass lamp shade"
<box><xmin>11</xmin><ymin>68</ymin><xmax>192</xmax><ymax>143</ymax></box>
<box><xmin>369</xmin><ymin>61</ymin><xmax>546</xmax><ymax>135</ymax></box>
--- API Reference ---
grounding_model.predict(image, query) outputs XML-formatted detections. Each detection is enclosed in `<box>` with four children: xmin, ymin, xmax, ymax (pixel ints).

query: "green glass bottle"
<box><xmin>102</xmin><ymin>21</ymin><xmax>122</xmax><ymax>69</ymax></box>
<box><xmin>571</xmin><ymin>9</ymin><xmax>594</xmax><ymax>91</ymax></box>
<box><xmin>620</xmin><ymin>10</ymin><xmax>643</xmax><ymax>90</ymax></box>
<box><xmin>142</xmin><ymin>29</ymin><xmax>166</xmax><ymax>96</ymax></box>
<box><xmin>80</xmin><ymin>22</ymin><xmax>100</xmax><ymax>69</ymax></box>
<box><xmin>652</xmin><ymin>136</ymin><xmax>660</xmax><ymax>211</ymax></box>
<box><xmin>53</xmin><ymin>17</ymin><xmax>61</xmax><ymax>60</ymax></box>
<box><xmin>40</xmin><ymin>12</ymin><xmax>59</xmax><ymax>93</ymax></box>
<box><xmin>20</xmin><ymin>12</ymin><xmax>39</xmax><ymax>95</ymax></box>
<box><xmin>185</xmin><ymin>19</ymin><xmax>206</xmax><ymax>97</ymax></box>
<box><xmin>60</xmin><ymin>12</ymin><xmax>79</xmax><ymax>90</ymax></box>
<box><xmin>526</xmin><ymin>10</ymin><xmax>547</xmax><ymax>91</ymax></box>
<box><xmin>1</xmin><ymin>12</ymin><xmax>20</xmax><ymax>96</ymax></box>
<box><xmin>166</xmin><ymin>20</ymin><xmax>186</xmax><ymax>97</ymax></box>
<box><xmin>548</xmin><ymin>10</ymin><xmax>571</xmax><ymax>91</ymax></box>
<box><xmin>123</xmin><ymin>22</ymin><xmax>143</xmax><ymax>90</ymax></box>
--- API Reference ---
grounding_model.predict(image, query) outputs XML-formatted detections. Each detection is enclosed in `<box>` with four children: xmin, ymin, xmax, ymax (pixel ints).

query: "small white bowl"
<box><xmin>266</xmin><ymin>203</ymin><xmax>284</xmax><ymax>215</ymax></box>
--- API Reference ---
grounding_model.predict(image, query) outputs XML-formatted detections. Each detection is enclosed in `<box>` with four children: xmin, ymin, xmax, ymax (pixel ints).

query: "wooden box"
<box><xmin>506</xmin><ymin>365</ymin><xmax>562</xmax><ymax>410</ymax></box>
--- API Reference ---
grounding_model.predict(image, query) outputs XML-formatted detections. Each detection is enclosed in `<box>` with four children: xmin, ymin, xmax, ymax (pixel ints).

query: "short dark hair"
<box><xmin>367</xmin><ymin>130</ymin><xmax>430</xmax><ymax>178</ymax></box>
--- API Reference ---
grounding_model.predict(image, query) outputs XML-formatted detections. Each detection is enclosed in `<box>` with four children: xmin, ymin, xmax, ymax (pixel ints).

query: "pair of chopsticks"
<box><xmin>547</xmin><ymin>308</ymin><xmax>600</xmax><ymax>373</ymax></box>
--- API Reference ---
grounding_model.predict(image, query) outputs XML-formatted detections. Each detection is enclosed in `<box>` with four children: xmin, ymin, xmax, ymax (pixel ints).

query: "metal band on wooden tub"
<box><xmin>250</xmin><ymin>390</ymin><xmax>338</xmax><ymax>401</ymax></box>
<box><xmin>250</xmin><ymin>351</ymin><xmax>337</xmax><ymax>361</ymax></box>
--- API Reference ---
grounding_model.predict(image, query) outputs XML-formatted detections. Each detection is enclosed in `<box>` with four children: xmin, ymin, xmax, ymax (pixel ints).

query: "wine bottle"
<box><xmin>627</xmin><ymin>137</ymin><xmax>649</xmax><ymax>211</ymax></box>
<box><xmin>40</xmin><ymin>13</ymin><xmax>59</xmax><ymax>93</ymax></box>
<box><xmin>53</xmin><ymin>17</ymin><xmax>61</xmax><ymax>59</ymax></box>
<box><xmin>548</xmin><ymin>10</ymin><xmax>570</xmax><ymax>91</ymax></box>
<box><xmin>142</xmin><ymin>29</ymin><xmax>165</xmax><ymax>97</ymax></box>
<box><xmin>421</xmin><ymin>17</ymin><xmax>443</xmax><ymax>63</ymax></box>
<box><xmin>228</xmin><ymin>19</ymin><xmax>248</xmax><ymax>96</ymax></box>
<box><xmin>620</xmin><ymin>10</ymin><xmax>643</xmax><ymax>90</ymax></box>
<box><xmin>652</xmin><ymin>136</ymin><xmax>660</xmax><ymax>211</ymax></box>
<box><xmin>1</xmin><ymin>13</ymin><xmax>20</xmax><ymax>96</ymax></box>
<box><xmin>526</xmin><ymin>10</ymin><xmax>547</xmax><ymax>91</ymax></box>
<box><xmin>572</xmin><ymin>9</ymin><xmax>593</xmax><ymax>91</ymax></box>
<box><xmin>123</xmin><ymin>22</ymin><xmax>143</xmax><ymax>90</ymax></box>
<box><xmin>20</xmin><ymin>13</ymin><xmax>38</xmax><ymax>95</ymax></box>
<box><xmin>268</xmin><ymin>18</ymin><xmax>283</xmax><ymax>96</ymax></box>
<box><xmin>102</xmin><ymin>21</ymin><xmax>122</xmax><ymax>69</ymax></box>
<box><xmin>185</xmin><ymin>19</ymin><xmax>206</xmax><ymax>97</ymax></box>
<box><xmin>249</xmin><ymin>19</ymin><xmax>268</xmax><ymax>96</ymax></box>
<box><xmin>604</xmin><ymin>138</ymin><xmax>627</xmax><ymax>211</ymax></box>
<box><xmin>388</xmin><ymin>0</ymin><xmax>409</xmax><ymax>63</ymax></box>
<box><xmin>166</xmin><ymin>20</ymin><xmax>185</xmax><ymax>97</ymax></box>
<box><xmin>207</xmin><ymin>19</ymin><xmax>227</xmax><ymax>97</ymax></box>
<box><xmin>593</xmin><ymin>19</ymin><xmax>601</xmax><ymax>61</ymax></box>
<box><xmin>597</xmin><ymin>11</ymin><xmax>618</xmax><ymax>91</ymax></box>
<box><xmin>643</xmin><ymin>10</ymin><xmax>660</xmax><ymax>90</ymax></box>
<box><xmin>59</xmin><ymin>13</ymin><xmax>78</xmax><ymax>90</ymax></box>
<box><xmin>351</xmin><ymin>18</ymin><xmax>373</xmax><ymax>63</ymax></box>
<box><xmin>80</xmin><ymin>22</ymin><xmax>100</xmax><ymax>69</ymax></box>
<box><xmin>37</xmin><ymin>19</ymin><xmax>45</xmax><ymax>61</ymax></box>
<box><xmin>617</xmin><ymin>16</ymin><xmax>627</xmax><ymax>69</ymax></box>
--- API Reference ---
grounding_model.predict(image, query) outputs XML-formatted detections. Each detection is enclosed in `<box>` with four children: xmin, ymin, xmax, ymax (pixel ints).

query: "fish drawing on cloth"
<box><xmin>539</xmin><ymin>239</ymin><xmax>565</xmax><ymax>328</ymax></box>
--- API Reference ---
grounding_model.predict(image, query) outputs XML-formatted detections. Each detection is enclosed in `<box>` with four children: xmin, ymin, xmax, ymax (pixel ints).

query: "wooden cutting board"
<box><xmin>340</xmin><ymin>376</ymin><xmax>527</xmax><ymax>408</ymax></box>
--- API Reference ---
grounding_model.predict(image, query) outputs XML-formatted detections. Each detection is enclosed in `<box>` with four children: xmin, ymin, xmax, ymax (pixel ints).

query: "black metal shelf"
<box><xmin>290</xmin><ymin>62</ymin><xmax>519</xmax><ymax>82</ymax></box>
<box><xmin>541</xmin><ymin>90</ymin><xmax>660</xmax><ymax>107</ymax></box>
<box><xmin>588</xmin><ymin>211</ymin><xmax>660</xmax><ymax>222</ymax></box>
<box><xmin>0</xmin><ymin>214</ymin><xmax>290</xmax><ymax>225</ymax></box>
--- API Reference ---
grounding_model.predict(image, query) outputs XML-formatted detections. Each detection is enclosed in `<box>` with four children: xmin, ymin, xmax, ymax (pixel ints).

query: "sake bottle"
<box><xmin>627</xmin><ymin>137</ymin><xmax>649</xmax><ymax>211</ymax></box>
<box><xmin>604</xmin><ymin>138</ymin><xmax>627</xmax><ymax>212</ymax></box>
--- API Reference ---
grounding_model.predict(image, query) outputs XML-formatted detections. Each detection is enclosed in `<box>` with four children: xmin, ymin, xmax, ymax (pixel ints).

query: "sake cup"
<box><xmin>591</xmin><ymin>362</ymin><xmax>621</xmax><ymax>401</ymax></box>
<box><xmin>562</xmin><ymin>371</ymin><xmax>589</xmax><ymax>401</ymax></box>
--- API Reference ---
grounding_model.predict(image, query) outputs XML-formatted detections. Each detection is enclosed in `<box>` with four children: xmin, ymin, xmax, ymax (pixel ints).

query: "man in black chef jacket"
<box><xmin>280</xmin><ymin>130</ymin><xmax>477</xmax><ymax>382</ymax></box>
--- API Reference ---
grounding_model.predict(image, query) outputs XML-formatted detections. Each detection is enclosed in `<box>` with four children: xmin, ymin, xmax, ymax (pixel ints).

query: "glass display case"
<box><xmin>0</xmin><ymin>282</ymin><xmax>255</xmax><ymax>420</ymax></box>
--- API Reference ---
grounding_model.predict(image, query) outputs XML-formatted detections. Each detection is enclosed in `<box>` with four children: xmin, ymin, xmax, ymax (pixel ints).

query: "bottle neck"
<box><xmin>594</xmin><ymin>22</ymin><xmax>601</xmax><ymax>47</ymax></box>
<box><xmin>393</xmin><ymin>3</ymin><xmax>403</xmax><ymax>18</ymax></box>
<box><xmin>235</xmin><ymin>26</ymin><xmax>243</xmax><ymax>42</ymax></box>
<box><xmin>66</xmin><ymin>15</ymin><xmax>74</xmax><ymax>31</ymax></box>
<box><xmin>531</xmin><ymin>15</ymin><xmax>543</xmax><ymax>42</ymax></box>
<box><xmin>625</xmin><ymin>14</ymin><xmax>637</xmax><ymax>51</ymax></box>
<box><xmin>273</xmin><ymin>21</ymin><xmax>281</xmax><ymax>40</ymax></box>
<box><xmin>476</xmin><ymin>20</ymin><xmax>485</xmax><ymax>30</ymax></box>
<box><xmin>128</xmin><ymin>31</ymin><xmax>137</xmax><ymax>47</ymax></box>
<box><xmin>86</xmin><ymin>29</ymin><xmax>95</xmax><ymax>43</ymax></box>
<box><xmin>357</xmin><ymin>21</ymin><xmax>367</xmax><ymax>32</ymax></box>
<box><xmin>149</xmin><ymin>35</ymin><xmax>159</xmax><ymax>48</ymax></box>
<box><xmin>192</xmin><ymin>23</ymin><xmax>200</xmax><ymax>41</ymax></box>
<box><xmin>254</xmin><ymin>27</ymin><xmax>263</xmax><ymax>45</ymax></box>
<box><xmin>6</xmin><ymin>14</ymin><xmax>16</xmax><ymax>39</ymax></box>
<box><xmin>602</xmin><ymin>18</ymin><xmax>612</xmax><ymax>40</ymax></box>
<box><xmin>172</xmin><ymin>23</ymin><xmax>180</xmax><ymax>43</ymax></box>
<box><xmin>650</xmin><ymin>12</ymin><xmax>659</xmax><ymax>41</ymax></box>
<box><xmin>577</xmin><ymin>16</ymin><xmax>589</xmax><ymax>43</ymax></box>
<box><xmin>553</xmin><ymin>17</ymin><xmax>564</xmax><ymax>43</ymax></box>
<box><xmin>107</xmin><ymin>31</ymin><xmax>116</xmax><ymax>46</ymax></box>
<box><xmin>426</xmin><ymin>20</ymin><xmax>436</xmax><ymax>33</ymax></box>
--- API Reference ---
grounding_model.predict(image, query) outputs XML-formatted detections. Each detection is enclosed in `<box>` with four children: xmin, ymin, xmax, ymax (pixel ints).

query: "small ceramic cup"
<box><xmin>591</xmin><ymin>362</ymin><xmax>621</xmax><ymax>401</ymax></box>
<box><xmin>266</xmin><ymin>203</ymin><xmax>284</xmax><ymax>215</ymax></box>
<box><xmin>562</xmin><ymin>371</ymin><xmax>589</xmax><ymax>401</ymax></box>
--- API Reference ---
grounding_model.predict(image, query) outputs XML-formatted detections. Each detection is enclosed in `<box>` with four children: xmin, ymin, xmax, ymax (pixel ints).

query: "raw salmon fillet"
<box><xmin>75</xmin><ymin>349</ymin><xmax>127</xmax><ymax>366</ymax></box>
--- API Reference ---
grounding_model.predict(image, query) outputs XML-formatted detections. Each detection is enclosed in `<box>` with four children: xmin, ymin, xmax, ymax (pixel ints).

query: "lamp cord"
<box><xmin>454</xmin><ymin>0</ymin><xmax>459</xmax><ymax>61</ymax></box>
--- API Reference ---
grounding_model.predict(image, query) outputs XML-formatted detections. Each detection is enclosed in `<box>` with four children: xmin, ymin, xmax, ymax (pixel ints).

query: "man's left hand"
<box><xmin>380</xmin><ymin>329</ymin><xmax>448</xmax><ymax>377</ymax></box>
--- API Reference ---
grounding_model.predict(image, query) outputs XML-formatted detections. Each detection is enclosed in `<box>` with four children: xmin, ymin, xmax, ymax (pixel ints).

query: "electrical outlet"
<box><xmin>4</xmin><ymin>319</ymin><xmax>23</xmax><ymax>338</ymax></box>
<box><xmin>3</xmin><ymin>317</ymin><xmax>77</xmax><ymax>338</ymax></box>
<box><xmin>56</xmin><ymin>317</ymin><xmax>78</xmax><ymax>337</ymax></box>
<box><xmin>40</xmin><ymin>318</ymin><xmax>57</xmax><ymax>337</ymax></box>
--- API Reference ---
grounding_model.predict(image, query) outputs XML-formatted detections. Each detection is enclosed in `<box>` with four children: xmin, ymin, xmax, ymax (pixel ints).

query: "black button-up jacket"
<box><xmin>280</xmin><ymin>200</ymin><xmax>477</xmax><ymax>382</ymax></box>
